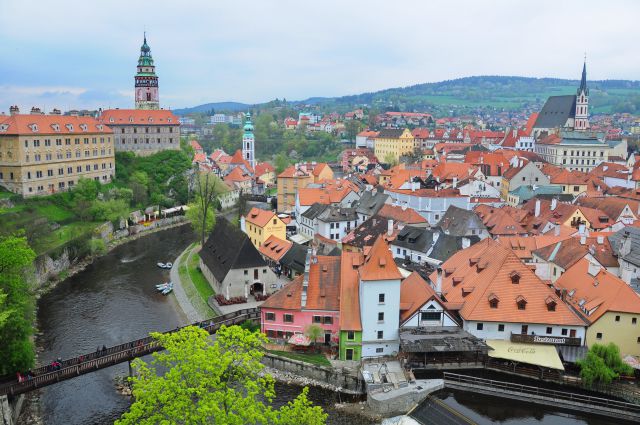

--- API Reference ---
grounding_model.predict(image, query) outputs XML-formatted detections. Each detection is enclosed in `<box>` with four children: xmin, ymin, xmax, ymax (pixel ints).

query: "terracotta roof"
<box><xmin>496</xmin><ymin>235</ymin><xmax>570</xmax><ymax>260</ymax></box>
<box><xmin>550</xmin><ymin>169</ymin><xmax>590</xmax><ymax>185</ymax></box>
<box><xmin>431</xmin><ymin>239</ymin><xmax>584</xmax><ymax>326</ymax></box>
<box><xmin>254</xmin><ymin>162</ymin><xmax>275</xmax><ymax>176</ymax></box>
<box><xmin>305</xmin><ymin>256</ymin><xmax>341</xmax><ymax>311</ymax></box>
<box><xmin>339</xmin><ymin>251</ymin><xmax>363</xmax><ymax>331</ymax></box>
<box><xmin>378</xmin><ymin>204</ymin><xmax>427</xmax><ymax>224</ymax></box>
<box><xmin>190</xmin><ymin>140</ymin><xmax>203</xmax><ymax>151</ymax></box>
<box><xmin>0</xmin><ymin>114</ymin><xmax>113</xmax><ymax>135</ymax></box>
<box><xmin>297</xmin><ymin>187</ymin><xmax>354</xmax><ymax>206</ymax></box>
<box><xmin>576</xmin><ymin>196</ymin><xmax>639</xmax><ymax>222</ymax></box>
<box><xmin>261</xmin><ymin>276</ymin><xmax>303</xmax><ymax>310</ymax></box>
<box><xmin>474</xmin><ymin>204</ymin><xmax>529</xmax><ymax>236</ymax></box>
<box><xmin>245</xmin><ymin>207</ymin><xmax>277</xmax><ymax>227</ymax></box>
<box><xmin>259</xmin><ymin>235</ymin><xmax>292</xmax><ymax>262</ymax></box>
<box><xmin>589</xmin><ymin>162</ymin><xmax>632</xmax><ymax>180</ymax></box>
<box><xmin>193</xmin><ymin>152</ymin><xmax>207</xmax><ymax>163</ymax></box>
<box><xmin>400</xmin><ymin>272</ymin><xmax>440</xmax><ymax>322</ymax></box>
<box><xmin>432</xmin><ymin>162</ymin><xmax>477</xmax><ymax>181</ymax></box>
<box><xmin>359</xmin><ymin>236</ymin><xmax>403</xmax><ymax>281</ymax></box>
<box><xmin>312</xmin><ymin>163</ymin><xmax>329</xmax><ymax>177</ymax></box>
<box><xmin>357</xmin><ymin>130</ymin><xmax>379</xmax><ymax>138</ymax></box>
<box><xmin>230</xmin><ymin>149</ymin><xmax>254</xmax><ymax>173</ymax></box>
<box><xmin>224</xmin><ymin>166</ymin><xmax>252</xmax><ymax>183</ymax></box>
<box><xmin>555</xmin><ymin>259</ymin><xmax>640</xmax><ymax>324</ymax></box>
<box><xmin>533</xmin><ymin>236</ymin><xmax>618</xmax><ymax>269</ymax></box>
<box><xmin>100</xmin><ymin>109</ymin><xmax>179</xmax><ymax>126</ymax></box>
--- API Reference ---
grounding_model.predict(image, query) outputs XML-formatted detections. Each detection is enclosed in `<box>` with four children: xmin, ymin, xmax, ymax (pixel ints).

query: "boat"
<box><xmin>164</xmin><ymin>262</ymin><xmax>173</xmax><ymax>269</ymax></box>
<box><xmin>161</xmin><ymin>283</ymin><xmax>173</xmax><ymax>295</ymax></box>
<box><xmin>157</xmin><ymin>262</ymin><xmax>166</xmax><ymax>268</ymax></box>
<box><xmin>156</xmin><ymin>282</ymin><xmax>170</xmax><ymax>291</ymax></box>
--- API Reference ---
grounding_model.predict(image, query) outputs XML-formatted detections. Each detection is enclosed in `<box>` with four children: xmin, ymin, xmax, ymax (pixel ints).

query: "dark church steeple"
<box><xmin>574</xmin><ymin>58</ymin><xmax>589</xmax><ymax>131</ymax></box>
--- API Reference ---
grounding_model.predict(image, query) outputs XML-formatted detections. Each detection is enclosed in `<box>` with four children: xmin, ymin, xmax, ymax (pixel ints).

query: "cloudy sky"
<box><xmin>0</xmin><ymin>0</ymin><xmax>638</xmax><ymax>112</ymax></box>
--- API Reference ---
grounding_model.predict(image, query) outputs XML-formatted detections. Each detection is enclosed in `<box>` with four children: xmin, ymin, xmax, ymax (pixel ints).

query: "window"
<box><xmin>421</xmin><ymin>311</ymin><xmax>441</xmax><ymax>321</ymax></box>
<box><xmin>633</xmin><ymin>318</ymin><xmax>637</xmax><ymax>325</ymax></box>
<box><xmin>244</xmin><ymin>270</ymin><xmax>248</xmax><ymax>275</ymax></box>
<box><xmin>377</xmin><ymin>312</ymin><xmax>384</xmax><ymax>322</ymax></box>
<box><xmin>377</xmin><ymin>331</ymin><xmax>384</xmax><ymax>340</ymax></box>
<box><xmin>615</xmin><ymin>315</ymin><xmax>620</xmax><ymax>322</ymax></box>
<box><xmin>498</xmin><ymin>324</ymin><xmax>505</xmax><ymax>332</ymax></box>
<box><xmin>546</xmin><ymin>327</ymin><xmax>552</xmax><ymax>334</ymax></box>
<box><xmin>521</xmin><ymin>325</ymin><xmax>528</xmax><ymax>334</ymax></box>
<box><xmin>476</xmin><ymin>323</ymin><xmax>484</xmax><ymax>330</ymax></box>
<box><xmin>323</xmin><ymin>316</ymin><xmax>333</xmax><ymax>324</ymax></box>
<box><xmin>375</xmin><ymin>348</ymin><xmax>384</xmax><ymax>353</ymax></box>
<box><xmin>347</xmin><ymin>331</ymin><xmax>355</xmax><ymax>340</ymax></box>
<box><xmin>313</xmin><ymin>315</ymin><xmax>322</xmax><ymax>323</ymax></box>
<box><xmin>558</xmin><ymin>328</ymin><xmax>566</xmax><ymax>335</ymax></box>
<box><xmin>265</xmin><ymin>312</ymin><xmax>275</xmax><ymax>321</ymax></box>
<box><xmin>283</xmin><ymin>314</ymin><xmax>294</xmax><ymax>323</ymax></box>
<box><xmin>596</xmin><ymin>332</ymin><xmax>603</xmax><ymax>340</ymax></box>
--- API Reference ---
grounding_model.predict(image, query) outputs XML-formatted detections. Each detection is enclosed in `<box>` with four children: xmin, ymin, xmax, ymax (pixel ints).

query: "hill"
<box><xmin>178</xmin><ymin>76</ymin><xmax>640</xmax><ymax>116</ymax></box>
<box><xmin>174</xmin><ymin>101</ymin><xmax>252</xmax><ymax>115</ymax></box>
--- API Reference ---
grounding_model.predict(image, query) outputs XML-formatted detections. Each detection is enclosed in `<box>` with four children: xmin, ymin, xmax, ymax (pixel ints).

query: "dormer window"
<box><xmin>476</xmin><ymin>261</ymin><xmax>487</xmax><ymax>272</ymax></box>
<box><xmin>469</xmin><ymin>257</ymin><xmax>479</xmax><ymax>266</ymax></box>
<box><xmin>51</xmin><ymin>124</ymin><xmax>60</xmax><ymax>132</ymax></box>
<box><xmin>545</xmin><ymin>296</ymin><xmax>557</xmax><ymax>312</ymax></box>
<box><xmin>444</xmin><ymin>268</ymin><xmax>455</xmax><ymax>277</ymax></box>
<box><xmin>79</xmin><ymin>124</ymin><xmax>88</xmax><ymax>132</ymax></box>
<box><xmin>149</xmin><ymin>117</ymin><xmax>154</xmax><ymax>123</ymax></box>
<box><xmin>452</xmin><ymin>276</ymin><xmax>463</xmax><ymax>286</ymax></box>
<box><xmin>65</xmin><ymin>124</ymin><xmax>74</xmax><ymax>132</ymax></box>
<box><xmin>168</xmin><ymin>118</ymin><xmax>172</xmax><ymax>123</ymax></box>
<box><xmin>97</xmin><ymin>125</ymin><xmax>103</xmax><ymax>131</ymax></box>
<box><xmin>129</xmin><ymin>117</ymin><xmax>134</xmax><ymax>123</ymax></box>
<box><xmin>0</xmin><ymin>124</ymin><xmax>8</xmax><ymax>132</ymax></box>
<box><xmin>516</xmin><ymin>295</ymin><xmax>527</xmax><ymax>310</ymax></box>
<box><xmin>510</xmin><ymin>271</ymin><xmax>521</xmax><ymax>284</ymax></box>
<box><xmin>109</xmin><ymin>117</ymin><xmax>115</xmax><ymax>123</ymax></box>
<box><xmin>488</xmin><ymin>293</ymin><xmax>499</xmax><ymax>308</ymax></box>
<box><xmin>29</xmin><ymin>124</ymin><xmax>39</xmax><ymax>132</ymax></box>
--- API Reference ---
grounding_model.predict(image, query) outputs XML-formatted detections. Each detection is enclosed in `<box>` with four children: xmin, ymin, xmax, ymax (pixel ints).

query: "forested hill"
<box><xmin>304</xmin><ymin>76</ymin><xmax>640</xmax><ymax>114</ymax></box>
<box><xmin>178</xmin><ymin>76</ymin><xmax>640</xmax><ymax>115</ymax></box>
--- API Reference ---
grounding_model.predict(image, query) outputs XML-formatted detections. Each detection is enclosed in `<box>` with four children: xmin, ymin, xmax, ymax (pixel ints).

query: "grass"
<box><xmin>33</xmin><ymin>203</ymin><xmax>75</xmax><ymax>222</ymax></box>
<box><xmin>266</xmin><ymin>350</ymin><xmax>331</xmax><ymax>367</ymax></box>
<box><xmin>32</xmin><ymin>221</ymin><xmax>98</xmax><ymax>254</ymax></box>
<box><xmin>187</xmin><ymin>247</ymin><xmax>215</xmax><ymax>303</ymax></box>
<box><xmin>177</xmin><ymin>244</ymin><xmax>216</xmax><ymax>318</ymax></box>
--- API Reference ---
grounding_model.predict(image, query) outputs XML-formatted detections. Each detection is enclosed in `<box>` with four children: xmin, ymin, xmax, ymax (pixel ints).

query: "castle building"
<box><xmin>0</xmin><ymin>107</ymin><xmax>115</xmax><ymax>197</ymax></box>
<box><xmin>242</xmin><ymin>113</ymin><xmax>255</xmax><ymax>169</ymax></box>
<box><xmin>135</xmin><ymin>34</ymin><xmax>160</xmax><ymax>110</ymax></box>
<box><xmin>99</xmin><ymin>34</ymin><xmax>180</xmax><ymax>156</ymax></box>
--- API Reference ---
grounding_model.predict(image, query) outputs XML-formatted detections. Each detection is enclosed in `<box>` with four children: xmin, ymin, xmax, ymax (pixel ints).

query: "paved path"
<box><xmin>170</xmin><ymin>246</ymin><xmax>205</xmax><ymax>323</ymax></box>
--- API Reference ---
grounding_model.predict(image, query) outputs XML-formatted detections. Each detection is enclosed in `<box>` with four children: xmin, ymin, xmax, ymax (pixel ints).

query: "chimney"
<box><xmin>301</xmin><ymin>249</ymin><xmax>312</xmax><ymax>308</ymax></box>
<box><xmin>452</xmin><ymin>176</ymin><xmax>458</xmax><ymax>188</ymax></box>
<box><xmin>9</xmin><ymin>105</ymin><xmax>19</xmax><ymax>115</ymax></box>
<box><xmin>50</xmin><ymin>108</ymin><xmax>61</xmax><ymax>115</ymax></box>
<box><xmin>561</xmin><ymin>288</ymin><xmax>567</xmax><ymax>301</ymax></box>
<box><xmin>554</xmin><ymin>224</ymin><xmax>561</xmax><ymax>237</ymax></box>
<box><xmin>534</xmin><ymin>199</ymin><xmax>541</xmax><ymax>217</ymax></box>
<box><xmin>580</xmin><ymin>235</ymin><xmax>586</xmax><ymax>245</ymax></box>
<box><xmin>603</xmin><ymin>165</ymin><xmax>608</xmax><ymax>172</ymax></box>
<box><xmin>597</xmin><ymin>235</ymin><xmax>604</xmax><ymax>245</ymax></box>
<box><xmin>550</xmin><ymin>198</ymin><xmax>557</xmax><ymax>211</ymax></box>
<box><xmin>30</xmin><ymin>107</ymin><xmax>42</xmax><ymax>115</ymax></box>
<box><xmin>387</xmin><ymin>219</ymin><xmax>393</xmax><ymax>237</ymax></box>
<box><xmin>519</xmin><ymin>159</ymin><xmax>523</xmax><ymax>167</ymax></box>
<box><xmin>435</xmin><ymin>268</ymin><xmax>443</xmax><ymax>296</ymax></box>
<box><xmin>462</xmin><ymin>237</ymin><xmax>471</xmax><ymax>249</ymax></box>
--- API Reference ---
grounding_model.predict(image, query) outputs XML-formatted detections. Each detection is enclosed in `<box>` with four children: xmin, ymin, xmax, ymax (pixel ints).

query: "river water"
<box><xmin>35</xmin><ymin>225</ymin><xmax>621</xmax><ymax>425</ymax></box>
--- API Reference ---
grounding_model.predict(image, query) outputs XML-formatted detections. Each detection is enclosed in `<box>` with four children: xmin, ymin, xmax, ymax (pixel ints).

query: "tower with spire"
<box><xmin>574</xmin><ymin>59</ymin><xmax>589</xmax><ymax>131</ymax></box>
<box><xmin>134</xmin><ymin>33</ymin><xmax>160</xmax><ymax>110</ymax></box>
<box><xmin>242</xmin><ymin>112</ymin><xmax>256</xmax><ymax>169</ymax></box>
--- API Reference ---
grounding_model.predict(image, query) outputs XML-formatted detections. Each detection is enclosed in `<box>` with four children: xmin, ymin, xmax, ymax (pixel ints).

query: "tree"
<box><xmin>577</xmin><ymin>343</ymin><xmax>634</xmax><ymax>387</ymax></box>
<box><xmin>90</xmin><ymin>199</ymin><xmax>129</xmax><ymax>224</ymax></box>
<box><xmin>383</xmin><ymin>152</ymin><xmax>398</xmax><ymax>166</ymax></box>
<box><xmin>0</xmin><ymin>235</ymin><xmax>36</xmax><ymax>375</ymax></box>
<box><xmin>304</xmin><ymin>324</ymin><xmax>323</xmax><ymax>350</ymax></box>
<box><xmin>74</xmin><ymin>178</ymin><xmax>100</xmax><ymax>221</ymax></box>
<box><xmin>186</xmin><ymin>201</ymin><xmax>215</xmax><ymax>244</ymax></box>
<box><xmin>190</xmin><ymin>171</ymin><xmax>225</xmax><ymax>246</ymax></box>
<box><xmin>274</xmin><ymin>153</ymin><xmax>290</xmax><ymax>174</ymax></box>
<box><xmin>116</xmin><ymin>325</ymin><xmax>327</xmax><ymax>425</ymax></box>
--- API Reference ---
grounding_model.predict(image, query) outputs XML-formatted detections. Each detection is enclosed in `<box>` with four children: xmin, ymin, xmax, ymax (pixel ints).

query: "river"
<box><xmin>34</xmin><ymin>225</ymin><xmax>621</xmax><ymax>425</ymax></box>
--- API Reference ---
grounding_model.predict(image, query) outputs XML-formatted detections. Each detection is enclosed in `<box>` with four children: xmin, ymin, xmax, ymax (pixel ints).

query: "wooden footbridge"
<box><xmin>0</xmin><ymin>308</ymin><xmax>259</xmax><ymax>397</ymax></box>
<box><xmin>443</xmin><ymin>372</ymin><xmax>640</xmax><ymax>422</ymax></box>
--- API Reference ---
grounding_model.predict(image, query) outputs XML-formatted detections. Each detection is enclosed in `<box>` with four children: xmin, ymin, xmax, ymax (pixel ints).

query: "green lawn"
<box><xmin>33</xmin><ymin>203</ymin><xmax>75</xmax><ymax>222</ymax></box>
<box><xmin>33</xmin><ymin>221</ymin><xmax>98</xmax><ymax>254</ymax></box>
<box><xmin>267</xmin><ymin>350</ymin><xmax>331</xmax><ymax>367</ymax></box>
<box><xmin>177</xmin><ymin>245</ymin><xmax>216</xmax><ymax>318</ymax></box>
<box><xmin>187</xmin><ymin>248</ymin><xmax>215</xmax><ymax>302</ymax></box>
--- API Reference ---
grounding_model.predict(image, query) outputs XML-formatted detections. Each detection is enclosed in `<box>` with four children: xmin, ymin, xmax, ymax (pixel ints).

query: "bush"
<box><xmin>88</xmin><ymin>238</ymin><xmax>107</xmax><ymax>256</ymax></box>
<box><xmin>214</xmin><ymin>295</ymin><xmax>247</xmax><ymax>305</ymax></box>
<box><xmin>577</xmin><ymin>342</ymin><xmax>634</xmax><ymax>387</ymax></box>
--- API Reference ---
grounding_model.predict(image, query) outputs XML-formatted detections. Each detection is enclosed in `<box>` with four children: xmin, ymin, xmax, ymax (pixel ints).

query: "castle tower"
<box><xmin>135</xmin><ymin>33</ymin><xmax>160</xmax><ymax>110</ymax></box>
<box><xmin>242</xmin><ymin>112</ymin><xmax>255</xmax><ymax>169</ymax></box>
<box><xmin>574</xmin><ymin>60</ymin><xmax>589</xmax><ymax>131</ymax></box>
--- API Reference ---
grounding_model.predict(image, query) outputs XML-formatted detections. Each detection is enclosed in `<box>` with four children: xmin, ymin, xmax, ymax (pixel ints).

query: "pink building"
<box><xmin>260</xmin><ymin>255</ymin><xmax>341</xmax><ymax>344</ymax></box>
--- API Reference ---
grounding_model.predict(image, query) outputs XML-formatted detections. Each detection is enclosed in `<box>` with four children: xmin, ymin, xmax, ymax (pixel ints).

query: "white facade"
<box><xmin>317</xmin><ymin>217</ymin><xmax>359</xmax><ymax>241</ymax></box>
<box><xmin>457</xmin><ymin>179</ymin><xmax>502</xmax><ymax>198</ymax></box>
<box><xmin>401</xmin><ymin>299</ymin><xmax>458</xmax><ymax>328</ymax></box>
<box><xmin>359</xmin><ymin>278</ymin><xmax>401</xmax><ymax>357</ymax></box>
<box><xmin>462</xmin><ymin>320</ymin><xmax>586</xmax><ymax>344</ymax></box>
<box><xmin>384</xmin><ymin>190</ymin><xmax>471</xmax><ymax>225</ymax></box>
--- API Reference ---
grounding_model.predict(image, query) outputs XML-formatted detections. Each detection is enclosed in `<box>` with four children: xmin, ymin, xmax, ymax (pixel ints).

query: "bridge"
<box><xmin>0</xmin><ymin>308</ymin><xmax>259</xmax><ymax>398</ymax></box>
<box><xmin>443</xmin><ymin>372</ymin><xmax>640</xmax><ymax>423</ymax></box>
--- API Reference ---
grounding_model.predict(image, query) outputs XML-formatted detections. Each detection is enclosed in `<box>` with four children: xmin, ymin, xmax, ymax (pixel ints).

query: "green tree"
<box><xmin>383</xmin><ymin>152</ymin><xmax>398</xmax><ymax>166</ymax></box>
<box><xmin>73</xmin><ymin>178</ymin><xmax>100</xmax><ymax>221</ymax></box>
<box><xmin>90</xmin><ymin>199</ymin><xmax>129</xmax><ymax>224</ymax></box>
<box><xmin>88</xmin><ymin>238</ymin><xmax>107</xmax><ymax>256</ymax></box>
<box><xmin>116</xmin><ymin>325</ymin><xmax>327</xmax><ymax>425</ymax></box>
<box><xmin>0</xmin><ymin>235</ymin><xmax>37</xmax><ymax>375</ymax></box>
<box><xmin>186</xmin><ymin>201</ymin><xmax>215</xmax><ymax>244</ymax></box>
<box><xmin>190</xmin><ymin>171</ymin><xmax>225</xmax><ymax>246</ymax></box>
<box><xmin>577</xmin><ymin>343</ymin><xmax>634</xmax><ymax>387</ymax></box>
<box><xmin>304</xmin><ymin>324</ymin><xmax>323</xmax><ymax>350</ymax></box>
<box><xmin>274</xmin><ymin>153</ymin><xmax>290</xmax><ymax>174</ymax></box>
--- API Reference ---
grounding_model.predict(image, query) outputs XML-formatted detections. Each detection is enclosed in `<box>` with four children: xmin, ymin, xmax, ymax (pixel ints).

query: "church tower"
<box><xmin>242</xmin><ymin>112</ymin><xmax>256</xmax><ymax>169</ymax></box>
<box><xmin>135</xmin><ymin>34</ymin><xmax>160</xmax><ymax>110</ymax></box>
<box><xmin>574</xmin><ymin>60</ymin><xmax>589</xmax><ymax>131</ymax></box>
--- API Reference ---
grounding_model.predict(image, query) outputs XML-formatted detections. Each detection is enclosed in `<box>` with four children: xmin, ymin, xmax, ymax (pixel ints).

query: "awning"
<box><xmin>556</xmin><ymin>345</ymin><xmax>587</xmax><ymax>363</ymax></box>
<box><xmin>289</xmin><ymin>234</ymin><xmax>312</xmax><ymax>245</ymax></box>
<box><xmin>288</xmin><ymin>334</ymin><xmax>311</xmax><ymax>346</ymax></box>
<box><xmin>486</xmin><ymin>339</ymin><xmax>564</xmax><ymax>371</ymax></box>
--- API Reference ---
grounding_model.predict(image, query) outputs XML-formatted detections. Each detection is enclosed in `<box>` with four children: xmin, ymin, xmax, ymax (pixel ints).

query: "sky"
<box><xmin>0</xmin><ymin>0</ymin><xmax>638</xmax><ymax>112</ymax></box>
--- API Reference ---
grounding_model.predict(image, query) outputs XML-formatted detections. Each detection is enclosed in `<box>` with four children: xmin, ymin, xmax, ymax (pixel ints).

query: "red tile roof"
<box><xmin>340</xmin><ymin>251</ymin><xmax>363</xmax><ymax>331</ymax></box>
<box><xmin>377</xmin><ymin>204</ymin><xmax>427</xmax><ymax>224</ymax></box>
<box><xmin>260</xmin><ymin>276</ymin><xmax>303</xmax><ymax>310</ymax></box>
<box><xmin>359</xmin><ymin>236</ymin><xmax>403</xmax><ymax>281</ymax></box>
<box><xmin>259</xmin><ymin>235</ymin><xmax>292</xmax><ymax>262</ymax></box>
<box><xmin>0</xmin><ymin>114</ymin><xmax>112</xmax><ymax>135</ymax></box>
<box><xmin>100</xmin><ymin>109</ymin><xmax>179</xmax><ymax>126</ymax></box>
<box><xmin>400</xmin><ymin>272</ymin><xmax>440</xmax><ymax>322</ymax></box>
<box><xmin>224</xmin><ymin>166</ymin><xmax>252</xmax><ymax>183</ymax></box>
<box><xmin>245</xmin><ymin>207</ymin><xmax>277</xmax><ymax>227</ymax></box>
<box><xmin>254</xmin><ymin>162</ymin><xmax>275</xmax><ymax>176</ymax></box>
<box><xmin>230</xmin><ymin>149</ymin><xmax>254</xmax><ymax>174</ymax></box>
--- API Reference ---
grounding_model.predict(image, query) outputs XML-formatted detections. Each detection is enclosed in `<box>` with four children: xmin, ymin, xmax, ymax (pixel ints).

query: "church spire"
<box><xmin>578</xmin><ymin>57</ymin><xmax>588</xmax><ymax>96</ymax></box>
<box><xmin>135</xmin><ymin>33</ymin><xmax>160</xmax><ymax>110</ymax></box>
<box><xmin>574</xmin><ymin>57</ymin><xmax>589</xmax><ymax>131</ymax></box>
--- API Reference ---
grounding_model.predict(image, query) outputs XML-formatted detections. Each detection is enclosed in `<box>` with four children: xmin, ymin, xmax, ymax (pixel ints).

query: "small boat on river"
<box><xmin>161</xmin><ymin>283</ymin><xmax>173</xmax><ymax>295</ymax></box>
<box><xmin>157</xmin><ymin>262</ymin><xmax>166</xmax><ymax>268</ymax></box>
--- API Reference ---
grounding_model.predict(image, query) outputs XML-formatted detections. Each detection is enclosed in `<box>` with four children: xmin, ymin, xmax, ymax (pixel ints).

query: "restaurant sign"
<box><xmin>510</xmin><ymin>333</ymin><xmax>581</xmax><ymax>346</ymax></box>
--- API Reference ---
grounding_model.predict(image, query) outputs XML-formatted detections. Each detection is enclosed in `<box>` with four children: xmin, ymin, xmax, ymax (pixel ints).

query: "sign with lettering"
<box><xmin>511</xmin><ymin>333</ymin><xmax>581</xmax><ymax>346</ymax></box>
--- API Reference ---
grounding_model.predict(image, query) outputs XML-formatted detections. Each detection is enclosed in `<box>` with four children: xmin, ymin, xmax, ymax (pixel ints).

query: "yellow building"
<box><xmin>0</xmin><ymin>108</ymin><xmax>115</xmax><ymax>196</ymax></box>
<box><xmin>277</xmin><ymin>162</ymin><xmax>333</xmax><ymax>212</ymax></box>
<box><xmin>255</xmin><ymin>162</ymin><xmax>276</xmax><ymax>186</ymax></box>
<box><xmin>241</xmin><ymin>207</ymin><xmax>286</xmax><ymax>249</ymax></box>
<box><xmin>555</xmin><ymin>259</ymin><xmax>640</xmax><ymax>356</ymax></box>
<box><xmin>374</xmin><ymin>128</ymin><xmax>415</xmax><ymax>164</ymax></box>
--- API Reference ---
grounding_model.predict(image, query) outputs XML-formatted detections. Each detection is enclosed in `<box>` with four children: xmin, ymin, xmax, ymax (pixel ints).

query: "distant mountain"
<box><xmin>177</xmin><ymin>76</ymin><xmax>640</xmax><ymax>115</ymax></box>
<box><xmin>173</xmin><ymin>101</ymin><xmax>252</xmax><ymax>115</ymax></box>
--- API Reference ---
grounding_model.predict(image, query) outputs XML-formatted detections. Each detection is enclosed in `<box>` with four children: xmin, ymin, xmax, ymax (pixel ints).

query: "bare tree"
<box><xmin>190</xmin><ymin>169</ymin><xmax>224</xmax><ymax>246</ymax></box>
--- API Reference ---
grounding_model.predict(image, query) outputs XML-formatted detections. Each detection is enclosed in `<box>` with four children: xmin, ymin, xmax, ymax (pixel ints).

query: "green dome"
<box><xmin>243</xmin><ymin>112</ymin><xmax>253</xmax><ymax>132</ymax></box>
<box><xmin>138</xmin><ymin>33</ymin><xmax>154</xmax><ymax>67</ymax></box>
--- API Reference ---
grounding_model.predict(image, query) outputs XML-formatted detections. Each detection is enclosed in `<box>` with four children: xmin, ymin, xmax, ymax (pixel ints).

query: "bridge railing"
<box><xmin>443</xmin><ymin>372</ymin><xmax>640</xmax><ymax>415</ymax></box>
<box><xmin>1</xmin><ymin>308</ymin><xmax>259</xmax><ymax>397</ymax></box>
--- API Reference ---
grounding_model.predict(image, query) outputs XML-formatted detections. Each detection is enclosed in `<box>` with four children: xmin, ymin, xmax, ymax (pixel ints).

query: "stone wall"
<box><xmin>366</xmin><ymin>379</ymin><xmax>444</xmax><ymax>416</ymax></box>
<box><xmin>34</xmin><ymin>248</ymin><xmax>71</xmax><ymax>286</ymax></box>
<box><xmin>261</xmin><ymin>353</ymin><xmax>364</xmax><ymax>393</ymax></box>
